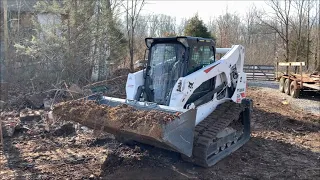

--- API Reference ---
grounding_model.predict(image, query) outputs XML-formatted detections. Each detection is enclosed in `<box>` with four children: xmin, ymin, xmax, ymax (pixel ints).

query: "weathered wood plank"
<box><xmin>277</xmin><ymin>62</ymin><xmax>305</xmax><ymax>66</ymax></box>
<box><xmin>302</xmin><ymin>83</ymin><xmax>320</xmax><ymax>90</ymax></box>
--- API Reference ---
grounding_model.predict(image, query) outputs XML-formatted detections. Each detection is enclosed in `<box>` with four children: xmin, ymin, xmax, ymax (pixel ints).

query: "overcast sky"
<box><xmin>140</xmin><ymin>0</ymin><xmax>270</xmax><ymax>23</ymax></box>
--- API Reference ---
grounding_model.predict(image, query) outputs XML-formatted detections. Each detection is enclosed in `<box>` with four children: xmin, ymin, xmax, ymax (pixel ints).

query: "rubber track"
<box><xmin>191</xmin><ymin>101</ymin><xmax>245</xmax><ymax>166</ymax></box>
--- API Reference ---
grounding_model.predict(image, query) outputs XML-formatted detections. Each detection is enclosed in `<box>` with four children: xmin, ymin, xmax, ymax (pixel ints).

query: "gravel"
<box><xmin>248</xmin><ymin>80</ymin><xmax>279</xmax><ymax>89</ymax></box>
<box><xmin>248</xmin><ymin>80</ymin><xmax>320</xmax><ymax>116</ymax></box>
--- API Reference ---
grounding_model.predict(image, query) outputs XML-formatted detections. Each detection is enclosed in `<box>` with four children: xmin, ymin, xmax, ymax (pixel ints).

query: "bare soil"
<box><xmin>1</xmin><ymin>86</ymin><xmax>319</xmax><ymax>180</ymax></box>
<box><xmin>52</xmin><ymin>100</ymin><xmax>177</xmax><ymax>140</ymax></box>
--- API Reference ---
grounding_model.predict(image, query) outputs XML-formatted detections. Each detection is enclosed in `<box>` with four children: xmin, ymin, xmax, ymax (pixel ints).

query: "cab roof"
<box><xmin>145</xmin><ymin>36</ymin><xmax>215</xmax><ymax>48</ymax></box>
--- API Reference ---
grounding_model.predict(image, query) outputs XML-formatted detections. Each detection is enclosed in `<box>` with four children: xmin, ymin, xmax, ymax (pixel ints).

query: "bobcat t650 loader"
<box><xmin>88</xmin><ymin>36</ymin><xmax>252</xmax><ymax>167</ymax></box>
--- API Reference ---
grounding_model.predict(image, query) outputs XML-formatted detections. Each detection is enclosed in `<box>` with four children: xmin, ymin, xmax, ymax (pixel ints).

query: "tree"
<box><xmin>176</xmin><ymin>18</ymin><xmax>188</xmax><ymax>36</ymax></box>
<box><xmin>184</xmin><ymin>14</ymin><xmax>211</xmax><ymax>38</ymax></box>
<box><xmin>207</xmin><ymin>16</ymin><xmax>218</xmax><ymax>40</ymax></box>
<box><xmin>216</xmin><ymin>12</ymin><xmax>241</xmax><ymax>47</ymax></box>
<box><xmin>13</xmin><ymin>0</ymin><xmax>127</xmax><ymax>89</ymax></box>
<box><xmin>163</xmin><ymin>32</ymin><xmax>176</xmax><ymax>37</ymax></box>
<box><xmin>258</xmin><ymin>0</ymin><xmax>292</xmax><ymax>64</ymax></box>
<box><xmin>123</xmin><ymin>0</ymin><xmax>145</xmax><ymax>72</ymax></box>
<box><xmin>316</xmin><ymin>0</ymin><xmax>320</xmax><ymax>70</ymax></box>
<box><xmin>144</xmin><ymin>14</ymin><xmax>176</xmax><ymax>37</ymax></box>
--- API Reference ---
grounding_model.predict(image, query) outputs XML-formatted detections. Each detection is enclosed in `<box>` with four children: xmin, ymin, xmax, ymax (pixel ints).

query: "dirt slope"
<box><xmin>1</xmin><ymin>87</ymin><xmax>319</xmax><ymax>180</ymax></box>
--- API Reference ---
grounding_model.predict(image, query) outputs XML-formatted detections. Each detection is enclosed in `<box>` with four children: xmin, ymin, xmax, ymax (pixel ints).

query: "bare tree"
<box><xmin>258</xmin><ymin>0</ymin><xmax>292</xmax><ymax>63</ymax></box>
<box><xmin>216</xmin><ymin>12</ymin><xmax>241</xmax><ymax>47</ymax></box>
<box><xmin>291</xmin><ymin>0</ymin><xmax>305</xmax><ymax>66</ymax></box>
<box><xmin>207</xmin><ymin>16</ymin><xmax>218</xmax><ymax>40</ymax></box>
<box><xmin>176</xmin><ymin>18</ymin><xmax>188</xmax><ymax>36</ymax></box>
<box><xmin>316</xmin><ymin>0</ymin><xmax>320</xmax><ymax>70</ymax></box>
<box><xmin>244</xmin><ymin>5</ymin><xmax>259</xmax><ymax>45</ymax></box>
<box><xmin>123</xmin><ymin>0</ymin><xmax>145</xmax><ymax>72</ymax></box>
<box><xmin>2</xmin><ymin>0</ymin><xmax>9</xmax><ymax>78</ymax></box>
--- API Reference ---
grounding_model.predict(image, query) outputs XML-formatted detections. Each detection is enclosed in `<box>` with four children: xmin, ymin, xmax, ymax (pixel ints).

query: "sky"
<box><xmin>140</xmin><ymin>0</ymin><xmax>270</xmax><ymax>23</ymax></box>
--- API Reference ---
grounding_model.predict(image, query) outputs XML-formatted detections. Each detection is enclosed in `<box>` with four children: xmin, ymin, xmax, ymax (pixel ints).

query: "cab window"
<box><xmin>188</xmin><ymin>45</ymin><xmax>214</xmax><ymax>74</ymax></box>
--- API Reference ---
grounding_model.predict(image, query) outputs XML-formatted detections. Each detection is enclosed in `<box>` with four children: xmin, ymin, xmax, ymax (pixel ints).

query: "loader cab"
<box><xmin>142</xmin><ymin>36</ymin><xmax>216</xmax><ymax>105</ymax></box>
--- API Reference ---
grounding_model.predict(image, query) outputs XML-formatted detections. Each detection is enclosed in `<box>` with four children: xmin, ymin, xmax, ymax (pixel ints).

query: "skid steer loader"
<box><xmin>82</xmin><ymin>36</ymin><xmax>252</xmax><ymax>167</ymax></box>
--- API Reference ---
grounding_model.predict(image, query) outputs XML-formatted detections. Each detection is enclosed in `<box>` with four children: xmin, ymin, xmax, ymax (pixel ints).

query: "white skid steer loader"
<box><xmin>86</xmin><ymin>36</ymin><xmax>253</xmax><ymax>167</ymax></box>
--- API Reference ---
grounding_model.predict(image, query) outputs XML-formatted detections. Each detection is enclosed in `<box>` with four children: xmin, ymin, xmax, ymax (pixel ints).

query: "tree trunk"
<box><xmin>306</xmin><ymin>0</ymin><xmax>310</xmax><ymax>70</ymax></box>
<box><xmin>295</xmin><ymin>0</ymin><xmax>304</xmax><ymax>63</ymax></box>
<box><xmin>294</xmin><ymin>0</ymin><xmax>304</xmax><ymax>73</ymax></box>
<box><xmin>316</xmin><ymin>1</ymin><xmax>320</xmax><ymax>70</ymax></box>
<box><xmin>285</xmin><ymin>0</ymin><xmax>291</xmax><ymax>74</ymax></box>
<box><xmin>130</xmin><ymin>0</ymin><xmax>134</xmax><ymax>72</ymax></box>
<box><xmin>3</xmin><ymin>0</ymin><xmax>9</xmax><ymax>81</ymax></box>
<box><xmin>285</xmin><ymin>24</ymin><xmax>289</xmax><ymax>63</ymax></box>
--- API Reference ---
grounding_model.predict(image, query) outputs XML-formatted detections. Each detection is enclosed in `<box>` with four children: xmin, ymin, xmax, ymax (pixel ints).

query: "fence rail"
<box><xmin>244</xmin><ymin>65</ymin><xmax>275</xmax><ymax>81</ymax></box>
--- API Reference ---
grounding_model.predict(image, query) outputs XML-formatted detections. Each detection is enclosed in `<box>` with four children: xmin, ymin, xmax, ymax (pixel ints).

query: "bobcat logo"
<box><xmin>188</xmin><ymin>82</ymin><xmax>194</xmax><ymax>89</ymax></box>
<box><xmin>177</xmin><ymin>81</ymin><xmax>182</xmax><ymax>92</ymax></box>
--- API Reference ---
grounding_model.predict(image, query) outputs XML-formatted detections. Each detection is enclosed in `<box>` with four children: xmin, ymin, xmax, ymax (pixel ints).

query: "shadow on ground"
<box><xmin>3</xmin><ymin>134</ymin><xmax>43</xmax><ymax>179</ymax></box>
<box><xmin>297</xmin><ymin>90</ymin><xmax>320</xmax><ymax>101</ymax></box>
<box><xmin>101</xmin><ymin>136</ymin><xmax>320</xmax><ymax>180</ymax></box>
<box><xmin>101</xmin><ymin>107</ymin><xmax>320</xmax><ymax>180</ymax></box>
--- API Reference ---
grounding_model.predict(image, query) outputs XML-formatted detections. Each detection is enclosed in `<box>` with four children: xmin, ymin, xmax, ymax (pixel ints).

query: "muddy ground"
<box><xmin>1</xmin><ymin>86</ymin><xmax>320</xmax><ymax>180</ymax></box>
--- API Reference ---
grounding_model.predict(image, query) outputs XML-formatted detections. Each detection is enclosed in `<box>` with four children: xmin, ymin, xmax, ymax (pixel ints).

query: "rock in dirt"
<box><xmin>20</xmin><ymin>110</ymin><xmax>42</xmax><ymax>122</ymax></box>
<box><xmin>43</xmin><ymin>97</ymin><xmax>54</xmax><ymax>110</ymax></box>
<box><xmin>52</xmin><ymin>123</ymin><xmax>76</xmax><ymax>137</ymax></box>
<box><xmin>89</xmin><ymin>174</ymin><xmax>96</xmax><ymax>180</ymax></box>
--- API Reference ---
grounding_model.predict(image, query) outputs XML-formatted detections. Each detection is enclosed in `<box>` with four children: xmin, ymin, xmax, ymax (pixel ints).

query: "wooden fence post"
<box><xmin>0</xmin><ymin>116</ymin><xmax>3</xmax><ymax>148</ymax></box>
<box><xmin>275</xmin><ymin>62</ymin><xmax>278</xmax><ymax>80</ymax></box>
<box><xmin>252</xmin><ymin>66</ymin><xmax>255</xmax><ymax>80</ymax></box>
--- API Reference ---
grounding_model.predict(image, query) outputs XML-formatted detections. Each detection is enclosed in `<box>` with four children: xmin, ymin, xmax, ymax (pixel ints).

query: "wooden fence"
<box><xmin>244</xmin><ymin>65</ymin><xmax>275</xmax><ymax>81</ymax></box>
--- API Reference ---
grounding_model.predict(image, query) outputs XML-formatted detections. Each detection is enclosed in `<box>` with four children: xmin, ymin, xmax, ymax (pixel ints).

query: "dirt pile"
<box><xmin>0</xmin><ymin>116</ymin><xmax>112</xmax><ymax>179</ymax></box>
<box><xmin>52</xmin><ymin>100</ymin><xmax>178</xmax><ymax>140</ymax></box>
<box><xmin>101</xmin><ymin>145</ymin><xmax>148</xmax><ymax>175</ymax></box>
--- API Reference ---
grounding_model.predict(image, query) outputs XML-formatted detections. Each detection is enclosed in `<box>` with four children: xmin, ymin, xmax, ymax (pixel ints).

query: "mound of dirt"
<box><xmin>101</xmin><ymin>145</ymin><xmax>148</xmax><ymax>175</ymax></box>
<box><xmin>52</xmin><ymin>100</ymin><xmax>178</xmax><ymax>140</ymax></box>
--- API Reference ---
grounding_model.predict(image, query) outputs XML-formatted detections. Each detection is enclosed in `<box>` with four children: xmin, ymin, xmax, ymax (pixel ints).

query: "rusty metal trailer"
<box><xmin>276</xmin><ymin>62</ymin><xmax>320</xmax><ymax>98</ymax></box>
